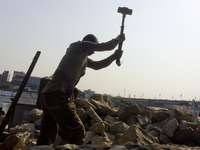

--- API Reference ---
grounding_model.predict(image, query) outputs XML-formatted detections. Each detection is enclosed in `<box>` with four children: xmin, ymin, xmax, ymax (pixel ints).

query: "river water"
<box><xmin>0</xmin><ymin>90</ymin><xmax>38</xmax><ymax>113</ymax></box>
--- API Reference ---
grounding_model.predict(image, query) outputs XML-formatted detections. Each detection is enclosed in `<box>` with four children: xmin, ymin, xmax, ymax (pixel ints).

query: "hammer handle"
<box><xmin>116</xmin><ymin>37</ymin><xmax>123</xmax><ymax>66</ymax></box>
<box><xmin>116</xmin><ymin>15</ymin><xmax>125</xmax><ymax>66</ymax></box>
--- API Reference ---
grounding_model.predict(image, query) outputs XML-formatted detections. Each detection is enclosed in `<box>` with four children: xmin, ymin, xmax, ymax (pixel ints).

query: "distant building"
<box><xmin>11</xmin><ymin>71</ymin><xmax>25</xmax><ymax>86</ymax></box>
<box><xmin>84</xmin><ymin>89</ymin><xmax>95</xmax><ymax>99</ymax></box>
<box><xmin>28</xmin><ymin>76</ymin><xmax>41</xmax><ymax>88</ymax></box>
<box><xmin>0</xmin><ymin>71</ymin><xmax>10</xmax><ymax>83</ymax></box>
<box><xmin>11</xmin><ymin>71</ymin><xmax>41</xmax><ymax>89</ymax></box>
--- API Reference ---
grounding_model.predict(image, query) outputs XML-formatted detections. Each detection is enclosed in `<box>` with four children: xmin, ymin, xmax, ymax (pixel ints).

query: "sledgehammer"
<box><xmin>116</xmin><ymin>7</ymin><xmax>132</xmax><ymax>66</ymax></box>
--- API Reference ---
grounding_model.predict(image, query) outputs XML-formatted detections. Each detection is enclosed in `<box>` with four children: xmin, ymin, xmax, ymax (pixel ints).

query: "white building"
<box><xmin>11</xmin><ymin>71</ymin><xmax>41</xmax><ymax>89</ymax></box>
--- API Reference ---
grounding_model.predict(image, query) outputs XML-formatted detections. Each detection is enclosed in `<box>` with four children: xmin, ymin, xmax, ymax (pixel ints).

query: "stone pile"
<box><xmin>1</xmin><ymin>94</ymin><xmax>200</xmax><ymax>150</ymax></box>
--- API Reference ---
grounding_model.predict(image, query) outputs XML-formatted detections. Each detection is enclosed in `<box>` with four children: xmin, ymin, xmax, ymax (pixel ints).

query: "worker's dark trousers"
<box><xmin>36</xmin><ymin>91</ymin><xmax>85</xmax><ymax>146</ymax></box>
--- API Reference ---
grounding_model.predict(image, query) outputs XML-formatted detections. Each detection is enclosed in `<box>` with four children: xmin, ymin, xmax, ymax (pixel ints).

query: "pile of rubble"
<box><xmin>1</xmin><ymin>94</ymin><xmax>200</xmax><ymax>150</ymax></box>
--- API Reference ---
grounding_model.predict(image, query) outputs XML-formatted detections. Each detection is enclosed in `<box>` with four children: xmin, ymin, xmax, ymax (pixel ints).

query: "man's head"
<box><xmin>82</xmin><ymin>34</ymin><xmax>99</xmax><ymax>43</ymax></box>
<box><xmin>82</xmin><ymin>34</ymin><xmax>98</xmax><ymax>55</ymax></box>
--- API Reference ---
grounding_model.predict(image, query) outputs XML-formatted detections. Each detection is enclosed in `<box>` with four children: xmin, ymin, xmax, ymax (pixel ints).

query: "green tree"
<box><xmin>110</xmin><ymin>97</ymin><xmax>121</xmax><ymax>108</ymax></box>
<box><xmin>78</xmin><ymin>90</ymin><xmax>85</xmax><ymax>99</ymax></box>
<box><xmin>1</xmin><ymin>83</ymin><xmax>11</xmax><ymax>90</ymax></box>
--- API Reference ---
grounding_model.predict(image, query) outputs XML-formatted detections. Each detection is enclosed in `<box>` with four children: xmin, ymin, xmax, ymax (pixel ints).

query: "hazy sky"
<box><xmin>1</xmin><ymin>0</ymin><xmax>200</xmax><ymax>100</ymax></box>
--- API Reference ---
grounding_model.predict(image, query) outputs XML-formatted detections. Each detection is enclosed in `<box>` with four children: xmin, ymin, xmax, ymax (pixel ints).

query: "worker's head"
<box><xmin>82</xmin><ymin>34</ymin><xmax>99</xmax><ymax>55</ymax></box>
<box><xmin>82</xmin><ymin>34</ymin><xmax>99</xmax><ymax>43</ymax></box>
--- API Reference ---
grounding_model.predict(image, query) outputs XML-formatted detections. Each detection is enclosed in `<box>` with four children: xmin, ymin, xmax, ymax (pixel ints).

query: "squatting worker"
<box><xmin>36</xmin><ymin>33</ymin><xmax>125</xmax><ymax>146</ymax></box>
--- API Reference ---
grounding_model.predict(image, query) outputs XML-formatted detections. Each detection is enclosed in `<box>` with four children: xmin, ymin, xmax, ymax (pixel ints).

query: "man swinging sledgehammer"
<box><xmin>36</xmin><ymin>35</ymin><xmax>125</xmax><ymax>146</ymax></box>
<box><xmin>36</xmin><ymin>6</ymin><xmax>132</xmax><ymax>146</ymax></box>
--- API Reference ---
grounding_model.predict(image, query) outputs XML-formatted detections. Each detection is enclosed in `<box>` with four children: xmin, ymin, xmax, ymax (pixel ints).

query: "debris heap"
<box><xmin>1</xmin><ymin>94</ymin><xmax>200</xmax><ymax>150</ymax></box>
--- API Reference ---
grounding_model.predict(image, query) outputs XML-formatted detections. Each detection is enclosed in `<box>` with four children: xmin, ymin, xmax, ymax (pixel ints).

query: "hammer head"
<box><xmin>118</xmin><ymin>7</ymin><xmax>132</xmax><ymax>15</ymax></box>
